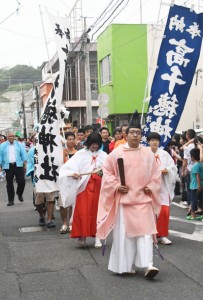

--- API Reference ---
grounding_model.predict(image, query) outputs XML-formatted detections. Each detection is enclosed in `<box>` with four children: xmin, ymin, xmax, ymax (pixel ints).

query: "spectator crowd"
<box><xmin>0</xmin><ymin>120</ymin><xmax>203</xmax><ymax>279</ymax></box>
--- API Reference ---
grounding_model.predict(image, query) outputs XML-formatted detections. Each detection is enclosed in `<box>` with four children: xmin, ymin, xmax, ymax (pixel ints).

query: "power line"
<box><xmin>0</xmin><ymin>26</ymin><xmax>43</xmax><ymax>39</ymax></box>
<box><xmin>0</xmin><ymin>0</ymin><xmax>21</xmax><ymax>26</ymax></box>
<box><xmin>89</xmin><ymin>0</ymin><xmax>151</xmax><ymax>44</ymax></box>
<box><xmin>107</xmin><ymin>0</ymin><xmax>130</xmax><ymax>24</ymax></box>
<box><xmin>88</xmin><ymin>0</ymin><xmax>118</xmax><ymax>29</ymax></box>
<box><xmin>0</xmin><ymin>40</ymin><xmax>48</xmax><ymax>60</ymax></box>
<box><xmin>92</xmin><ymin>0</ymin><xmax>194</xmax><ymax>53</ymax></box>
<box><xmin>64</xmin><ymin>0</ymin><xmax>129</xmax><ymax>73</ymax></box>
<box><xmin>90</xmin><ymin>0</ymin><xmax>194</xmax><ymax>44</ymax></box>
<box><xmin>91</xmin><ymin>0</ymin><xmax>126</xmax><ymax>39</ymax></box>
<box><xmin>53</xmin><ymin>0</ymin><xmax>198</xmax><ymax>82</ymax></box>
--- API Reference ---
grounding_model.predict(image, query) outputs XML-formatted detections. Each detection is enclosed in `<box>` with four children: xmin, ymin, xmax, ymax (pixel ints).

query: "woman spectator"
<box><xmin>109</xmin><ymin>128</ymin><xmax>122</xmax><ymax>152</ymax></box>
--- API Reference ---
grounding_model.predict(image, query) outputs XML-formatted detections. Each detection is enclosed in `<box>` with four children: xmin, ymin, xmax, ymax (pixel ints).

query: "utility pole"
<box><xmin>20</xmin><ymin>84</ymin><xmax>27</xmax><ymax>139</ymax></box>
<box><xmin>34</xmin><ymin>85</ymin><xmax>40</xmax><ymax>123</ymax></box>
<box><xmin>84</xmin><ymin>17</ymin><xmax>92</xmax><ymax>125</ymax></box>
<box><xmin>195</xmin><ymin>69</ymin><xmax>202</xmax><ymax>129</ymax></box>
<box><xmin>140</xmin><ymin>0</ymin><xmax>142</xmax><ymax>24</ymax></box>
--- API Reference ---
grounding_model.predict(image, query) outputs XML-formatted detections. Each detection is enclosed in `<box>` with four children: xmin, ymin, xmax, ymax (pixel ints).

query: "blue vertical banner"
<box><xmin>142</xmin><ymin>5</ymin><xmax>203</xmax><ymax>148</ymax></box>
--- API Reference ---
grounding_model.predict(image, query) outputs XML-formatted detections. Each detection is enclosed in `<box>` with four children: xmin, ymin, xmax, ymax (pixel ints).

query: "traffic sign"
<box><xmin>98</xmin><ymin>93</ymin><xmax>109</xmax><ymax>105</ymax></box>
<box><xmin>97</xmin><ymin>106</ymin><xmax>109</xmax><ymax>118</ymax></box>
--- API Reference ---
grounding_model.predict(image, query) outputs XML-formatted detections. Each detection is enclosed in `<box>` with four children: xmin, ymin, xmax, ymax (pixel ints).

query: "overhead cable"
<box><xmin>89</xmin><ymin>0</ymin><xmax>120</xmax><ymax>29</ymax></box>
<box><xmin>91</xmin><ymin>0</ymin><xmax>126</xmax><ymax>39</ymax></box>
<box><xmin>0</xmin><ymin>1</ymin><xmax>21</xmax><ymax>26</ymax></box>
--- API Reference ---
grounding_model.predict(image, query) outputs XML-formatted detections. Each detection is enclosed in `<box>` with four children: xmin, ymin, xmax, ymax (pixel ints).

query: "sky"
<box><xmin>0</xmin><ymin>0</ymin><xmax>202</xmax><ymax>69</ymax></box>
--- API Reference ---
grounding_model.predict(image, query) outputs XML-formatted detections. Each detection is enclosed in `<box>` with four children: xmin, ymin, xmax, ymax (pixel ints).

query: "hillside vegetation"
<box><xmin>0</xmin><ymin>65</ymin><xmax>41</xmax><ymax>95</ymax></box>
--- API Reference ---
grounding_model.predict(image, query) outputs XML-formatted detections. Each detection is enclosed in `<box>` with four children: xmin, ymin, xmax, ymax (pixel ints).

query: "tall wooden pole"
<box><xmin>84</xmin><ymin>17</ymin><xmax>92</xmax><ymax>124</ymax></box>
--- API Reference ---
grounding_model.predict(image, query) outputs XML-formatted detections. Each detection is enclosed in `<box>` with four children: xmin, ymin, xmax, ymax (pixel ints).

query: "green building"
<box><xmin>97</xmin><ymin>24</ymin><xmax>148</xmax><ymax>130</ymax></box>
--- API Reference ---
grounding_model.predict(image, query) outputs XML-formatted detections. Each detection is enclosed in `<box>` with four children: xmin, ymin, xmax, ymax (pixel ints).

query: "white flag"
<box><xmin>35</xmin><ymin>12</ymin><xmax>70</xmax><ymax>193</ymax></box>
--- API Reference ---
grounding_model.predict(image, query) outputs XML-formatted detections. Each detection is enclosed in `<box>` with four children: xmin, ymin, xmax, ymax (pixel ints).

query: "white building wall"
<box><xmin>0</xmin><ymin>91</ymin><xmax>22</xmax><ymax>132</ymax></box>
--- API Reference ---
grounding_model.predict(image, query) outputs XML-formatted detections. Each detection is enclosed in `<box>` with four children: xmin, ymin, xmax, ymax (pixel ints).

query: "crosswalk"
<box><xmin>170</xmin><ymin>204</ymin><xmax>203</xmax><ymax>242</ymax></box>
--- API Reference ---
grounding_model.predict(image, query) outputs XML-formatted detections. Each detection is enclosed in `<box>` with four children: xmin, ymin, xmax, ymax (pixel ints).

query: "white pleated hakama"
<box><xmin>108</xmin><ymin>205</ymin><xmax>153</xmax><ymax>274</ymax></box>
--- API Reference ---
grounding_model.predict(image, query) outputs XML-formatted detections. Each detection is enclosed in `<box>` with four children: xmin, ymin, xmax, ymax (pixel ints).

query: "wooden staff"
<box><xmin>67</xmin><ymin>167</ymin><xmax>102</xmax><ymax>177</ymax></box>
<box><xmin>117</xmin><ymin>158</ymin><xmax>125</xmax><ymax>186</ymax></box>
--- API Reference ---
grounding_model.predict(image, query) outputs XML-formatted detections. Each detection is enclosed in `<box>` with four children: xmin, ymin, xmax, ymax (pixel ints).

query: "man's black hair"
<box><xmin>147</xmin><ymin>132</ymin><xmax>161</xmax><ymax>142</ymax></box>
<box><xmin>99</xmin><ymin>127</ymin><xmax>110</xmax><ymax>134</ymax></box>
<box><xmin>84</xmin><ymin>125</ymin><xmax>94</xmax><ymax>133</ymax></box>
<box><xmin>190</xmin><ymin>148</ymin><xmax>200</xmax><ymax>161</ymax></box>
<box><xmin>181</xmin><ymin>132</ymin><xmax>187</xmax><ymax>142</ymax></box>
<box><xmin>65</xmin><ymin>131</ymin><xmax>75</xmax><ymax>139</ymax></box>
<box><xmin>187</xmin><ymin>129</ymin><xmax>196</xmax><ymax>139</ymax></box>
<box><xmin>77</xmin><ymin>128</ymin><xmax>85</xmax><ymax>134</ymax></box>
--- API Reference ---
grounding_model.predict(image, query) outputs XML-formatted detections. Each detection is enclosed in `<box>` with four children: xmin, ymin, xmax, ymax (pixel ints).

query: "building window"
<box><xmin>100</xmin><ymin>55</ymin><xmax>111</xmax><ymax>86</ymax></box>
<box><xmin>90</xmin><ymin>62</ymin><xmax>98</xmax><ymax>99</ymax></box>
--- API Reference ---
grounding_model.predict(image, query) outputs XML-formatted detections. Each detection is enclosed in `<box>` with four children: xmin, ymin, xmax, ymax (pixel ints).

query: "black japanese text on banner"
<box><xmin>142</xmin><ymin>5</ymin><xmax>203</xmax><ymax>148</ymax></box>
<box><xmin>35</xmin><ymin>12</ymin><xmax>70</xmax><ymax>193</ymax></box>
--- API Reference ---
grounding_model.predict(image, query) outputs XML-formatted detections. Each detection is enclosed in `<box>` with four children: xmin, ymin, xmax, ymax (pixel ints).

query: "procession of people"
<box><xmin>0</xmin><ymin>114</ymin><xmax>203</xmax><ymax>280</ymax></box>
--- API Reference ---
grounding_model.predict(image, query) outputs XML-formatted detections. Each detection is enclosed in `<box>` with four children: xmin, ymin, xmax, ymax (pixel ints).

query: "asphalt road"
<box><xmin>0</xmin><ymin>178</ymin><xmax>203</xmax><ymax>300</ymax></box>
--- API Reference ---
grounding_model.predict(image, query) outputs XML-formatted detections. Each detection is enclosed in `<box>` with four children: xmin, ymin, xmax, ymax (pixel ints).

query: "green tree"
<box><xmin>0</xmin><ymin>65</ymin><xmax>41</xmax><ymax>95</ymax></box>
<box><xmin>8</xmin><ymin>65</ymin><xmax>41</xmax><ymax>85</ymax></box>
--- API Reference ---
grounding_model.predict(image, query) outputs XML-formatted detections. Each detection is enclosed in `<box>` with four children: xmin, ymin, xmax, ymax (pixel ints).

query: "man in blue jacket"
<box><xmin>0</xmin><ymin>132</ymin><xmax>27</xmax><ymax>206</ymax></box>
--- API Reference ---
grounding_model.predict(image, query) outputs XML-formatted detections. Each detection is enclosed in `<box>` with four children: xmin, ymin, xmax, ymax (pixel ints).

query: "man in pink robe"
<box><xmin>97</xmin><ymin>113</ymin><xmax>161</xmax><ymax>279</ymax></box>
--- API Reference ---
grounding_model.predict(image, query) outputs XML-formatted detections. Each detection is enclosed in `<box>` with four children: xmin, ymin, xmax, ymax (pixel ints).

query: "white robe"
<box><xmin>59</xmin><ymin>148</ymin><xmax>107</xmax><ymax>208</ymax></box>
<box><xmin>155</xmin><ymin>148</ymin><xmax>177</xmax><ymax>206</ymax></box>
<box><xmin>108</xmin><ymin>205</ymin><xmax>153</xmax><ymax>273</ymax></box>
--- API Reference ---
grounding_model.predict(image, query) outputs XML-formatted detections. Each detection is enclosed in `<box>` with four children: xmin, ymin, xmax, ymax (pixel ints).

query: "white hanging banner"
<box><xmin>35</xmin><ymin>11</ymin><xmax>70</xmax><ymax>192</ymax></box>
